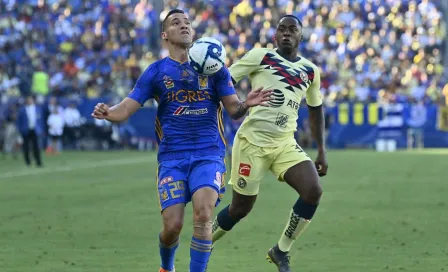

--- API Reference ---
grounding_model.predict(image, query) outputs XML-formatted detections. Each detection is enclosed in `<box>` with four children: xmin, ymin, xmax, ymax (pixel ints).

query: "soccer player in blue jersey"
<box><xmin>91</xmin><ymin>9</ymin><xmax>271</xmax><ymax>272</ymax></box>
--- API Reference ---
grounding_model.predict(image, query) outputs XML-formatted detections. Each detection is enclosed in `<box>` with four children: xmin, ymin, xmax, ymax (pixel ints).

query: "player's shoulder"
<box><xmin>140</xmin><ymin>58</ymin><xmax>168</xmax><ymax>78</ymax></box>
<box><xmin>242</xmin><ymin>47</ymin><xmax>271</xmax><ymax>59</ymax></box>
<box><xmin>297</xmin><ymin>55</ymin><xmax>319</xmax><ymax>71</ymax></box>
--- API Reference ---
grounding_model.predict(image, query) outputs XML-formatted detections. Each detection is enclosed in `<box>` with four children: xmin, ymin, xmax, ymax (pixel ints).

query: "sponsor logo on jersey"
<box><xmin>238</xmin><ymin>163</ymin><xmax>251</xmax><ymax>176</ymax></box>
<box><xmin>173</xmin><ymin>106</ymin><xmax>208</xmax><ymax>116</ymax></box>
<box><xmin>275</xmin><ymin>113</ymin><xmax>288</xmax><ymax>128</ymax></box>
<box><xmin>167</xmin><ymin>90</ymin><xmax>211</xmax><ymax>103</ymax></box>
<box><xmin>159</xmin><ymin>176</ymin><xmax>173</xmax><ymax>186</ymax></box>
<box><xmin>198</xmin><ymin>75</ymin><xmax>209</xmax><ymax>90</ymax></box>
<box><xmin>268</xmin><ymin>89</ymin><xmax>285</xmax><ymax>108</ymax></box>
<box><xmin>163</xmin><ymin>75</ymin><xmax>174</xmax><ymax>89</ymax></box>
<box><xmin>228</xmin><ymin>80</ymin><xmax>234</xmax><ymax>88</ymax></box>
<box><xmin>287</xmin><ymin>99</ymin><xmax>299</xmax><ymax>110</ymax></box>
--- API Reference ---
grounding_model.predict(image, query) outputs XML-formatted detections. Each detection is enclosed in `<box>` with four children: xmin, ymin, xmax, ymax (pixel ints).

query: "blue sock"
<box><xmin>190</xmin><ymin>236</ymin><xmax>212</xmax><ymax>272</ymax></box>
<box><xmin>159</xmin><ymin>234</ymin><xmax>179</xmax><ymax>270</ymax></box>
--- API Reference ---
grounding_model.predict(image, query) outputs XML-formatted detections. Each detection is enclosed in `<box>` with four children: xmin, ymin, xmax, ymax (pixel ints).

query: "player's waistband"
<box><xmin>158</xmin><ymin>147</ymin><xmax>226</xmax><ymax>161</ymax></box>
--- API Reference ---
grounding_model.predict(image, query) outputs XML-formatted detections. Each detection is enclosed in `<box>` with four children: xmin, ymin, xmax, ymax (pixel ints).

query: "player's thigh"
<box><xmin>228</xmin><ymin>136</ymin><xmax>270</xmax><ymax>196</ymax></box>
<box><xmin>157</xmin><ymin>159</ymin><xmax>190</xmax><ymax>212</ymax></box>
<box><xmin>270</xmin><ymin>138</ymin><xmax>312</xmax><ymax>182</ymax></box>
<box><xmin>188</xmin><ymin>156</ymin><xmax>227</xmax><ymax>208</ymax></box>
<box><xmin>228</xmin><ymin>188</ymin><xmax>257</xmax><ymax>219</ymax></box>
<box><xmin>271</xmin><ymin>139</ymin><xmax>321</xmax><ymax>197</ymax></box>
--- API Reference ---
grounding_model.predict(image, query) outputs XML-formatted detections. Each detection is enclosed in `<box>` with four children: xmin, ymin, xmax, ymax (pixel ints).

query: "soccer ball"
<box><xmin>188</xmin><ymin>37</ymin><xmax>226</xmax><ymax>75</ymax></box>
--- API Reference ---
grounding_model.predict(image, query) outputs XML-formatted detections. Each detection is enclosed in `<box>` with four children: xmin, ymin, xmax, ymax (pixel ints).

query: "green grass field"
<box><xmin>1</xmin><ymin>150</ymin><xmax>447</xmax><ymax>272</ymax></box>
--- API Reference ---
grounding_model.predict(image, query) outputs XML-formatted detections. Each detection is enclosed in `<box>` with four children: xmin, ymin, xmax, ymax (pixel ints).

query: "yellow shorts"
<box><xmin>228</xmin><ymin>135</ymin><xmax>311</xmax><ymax>196</ymax></box>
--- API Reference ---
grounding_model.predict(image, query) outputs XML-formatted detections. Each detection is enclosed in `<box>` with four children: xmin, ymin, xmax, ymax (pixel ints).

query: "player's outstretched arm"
<box><xmin>221</xmin><ymin>87</ymin><xmax>272</xmax><ymax>120</ymax></box>
<box><xmin>91</xmin><ymin>98</ymin><xmax>141</xmax><ymax>123</ymax></box>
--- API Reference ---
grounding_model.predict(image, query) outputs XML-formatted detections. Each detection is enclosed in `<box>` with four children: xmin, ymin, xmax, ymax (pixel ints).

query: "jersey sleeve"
<box><xmin>229</xmin><ymin>49</ymin><xmax>263</xmax><ymax>84</ymax></box>
<box><xmin>214</xmin><ymin>66</ymin><xmax>237</xmax><ymax>97</ymax></box>
<box><xmin>306</xmin><ymin>65</ymin><xmax>323</xmax><ymax>107</ymax></box>
<box><xmin>128</xmin><ymin>64</ymin><xmax>157</xmax><ymax>105</ymax></box>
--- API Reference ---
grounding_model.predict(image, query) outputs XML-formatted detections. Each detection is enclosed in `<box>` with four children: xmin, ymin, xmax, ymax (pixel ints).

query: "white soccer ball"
<box><xmin>188</xmin><ymin>37</ymin><xmax>226</xmax><ymax>75</ymax></box>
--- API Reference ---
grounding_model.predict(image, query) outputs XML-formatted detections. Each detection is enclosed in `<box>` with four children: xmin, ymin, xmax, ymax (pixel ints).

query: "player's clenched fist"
<box><xmin>91</xmin><ymin>103</ymin><xmax>109</xmax><ymax>119</ymax></box>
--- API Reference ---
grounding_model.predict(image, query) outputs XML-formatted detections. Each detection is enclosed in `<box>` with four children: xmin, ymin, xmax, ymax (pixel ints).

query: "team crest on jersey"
<box><xmin>299</xmin><ymin>71</ymin><xmax>309</xmax><ymax>83</ymax></box>
<box><xmin>198</xmin><ymin>75</ymin><xmax>208</xmax><ymax>90</ymax></box>
<box><xmin>159</xmin><ymin>188</ymin><xmax>169</xmax><ymax>202</ymax></box>
<box><xmin>163</xmin><ymin>75</ymin><xmax>174</xmax><ymax>89</ymax></box>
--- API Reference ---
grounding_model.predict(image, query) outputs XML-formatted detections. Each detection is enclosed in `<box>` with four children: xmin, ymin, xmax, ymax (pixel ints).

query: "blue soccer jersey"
<box><xmin>128</xmin><ymin>57</ymin><xmax>235</xmax><ymax>161</ymax></box>
<box><xmin>128</xmin><ymin>57</ymin><xmax>236</xmax><ymax>211</ymax></box>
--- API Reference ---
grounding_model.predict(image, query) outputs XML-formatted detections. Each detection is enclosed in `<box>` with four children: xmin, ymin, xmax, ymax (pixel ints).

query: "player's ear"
<box><xmin>161</xmin><ymin>31</ymin><xmax>168</xmax><ymax>40</ymax></box>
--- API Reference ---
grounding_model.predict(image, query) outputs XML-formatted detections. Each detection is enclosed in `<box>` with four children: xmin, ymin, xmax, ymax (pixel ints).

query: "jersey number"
<box><xmin>295</xmin><ymin>144</ymin><xmax>309</xmax><ymax>157</ymax></box>
<box><xmin>168</xmin><ymin>181</ymin><xmax>185</xmax><ymax>199</ymax></box>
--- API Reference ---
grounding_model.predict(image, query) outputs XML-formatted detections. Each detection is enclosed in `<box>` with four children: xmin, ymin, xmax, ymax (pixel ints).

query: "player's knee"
<box><xmin>302</xmin><ymin>182</ymin><xmax>323</xmax><ymax>204</ymax></box>
<box><xmin>193</xmin><ymin>204</ymin><xmax>214</xmax><ymax>223</ymax></box>
<box><xmin>163</xmin><ymin>217</ymin><xmax>184</xmax><ymax>238</ymax></box>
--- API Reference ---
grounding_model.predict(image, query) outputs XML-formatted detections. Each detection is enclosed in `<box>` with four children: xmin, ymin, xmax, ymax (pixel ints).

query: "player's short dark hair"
<box><xmin>162</xmin><ymin>9</ymin><xmax>185</xmax><ymax>31</ymax></box>
<box><xmin>278</xmin><ymin>14</ymin><xmax>303</xmax><ymax>28</ymax></box>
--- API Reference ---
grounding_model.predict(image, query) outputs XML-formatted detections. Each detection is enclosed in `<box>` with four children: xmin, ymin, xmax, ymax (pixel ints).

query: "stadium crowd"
<box><xmin>0</xmin><ymin>0</ymin><xmax>447</xmax><ymax>105</ymax></box>
<box><xmin>0</xmin><ymin>0</ymin><xmax>447</xmax><ymax>154</ymax></box>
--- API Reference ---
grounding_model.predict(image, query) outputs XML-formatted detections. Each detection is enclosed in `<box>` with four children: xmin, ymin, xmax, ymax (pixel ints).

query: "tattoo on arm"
<box><xmin>231</xmin><ymin>100</ymin><xmax>249</xmax><ymax>120</ymax></box>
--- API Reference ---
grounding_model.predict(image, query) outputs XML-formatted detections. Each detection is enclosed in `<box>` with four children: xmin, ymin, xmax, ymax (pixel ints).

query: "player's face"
<box><xmin>163</xmin><ymin>13</ymin><xmax>193</xmax><ymax>47</ymax></box>
<box><xmin>275</xmin><ymin>17</ymin><xmax>302</xmax><ymax>51</ymax></box>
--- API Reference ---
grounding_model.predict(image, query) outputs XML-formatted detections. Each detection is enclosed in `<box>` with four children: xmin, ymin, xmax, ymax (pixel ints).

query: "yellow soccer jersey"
<box><xmin>229</xmin><ymin>48</ymin><xmax>322</xmax><ymax>147</ymax></box>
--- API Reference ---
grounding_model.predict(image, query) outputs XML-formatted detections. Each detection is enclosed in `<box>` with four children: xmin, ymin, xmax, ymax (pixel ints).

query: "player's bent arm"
<box><xmin>220</xmin><ymin>94</ymin><xmax>249</xmax><ymax>120</ymax></box>
<box><xmin>106</xmin><ymin>98</ymin><xmax>142</xmax><ymax>123</ymax></box>
<box><xmin>308</xmin><ymin>104</ymin><xmax>326</xmax><ymax>152</ymax></box>
<box><xmin>306</xmin><ymin>64</ymin><xmax>325</xmax><ymax>152</ymax></box>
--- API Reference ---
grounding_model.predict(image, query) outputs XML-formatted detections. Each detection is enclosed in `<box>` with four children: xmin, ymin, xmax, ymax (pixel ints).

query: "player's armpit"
<box><xmin>107</xmin><ymin>97</ymin><xmax>142</xmax><ymax>123</ymax></box>
<box><xmin>221</xmin><ymin>94</ymin><xmax>248</xmax><ymax>120</ymax></box>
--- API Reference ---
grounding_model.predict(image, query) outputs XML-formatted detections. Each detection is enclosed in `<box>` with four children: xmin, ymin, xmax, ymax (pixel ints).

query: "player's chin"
<box><xmin>280</xmin><ymin>42</ymin><xmax>294</xmax><ymax>49</ymax></box>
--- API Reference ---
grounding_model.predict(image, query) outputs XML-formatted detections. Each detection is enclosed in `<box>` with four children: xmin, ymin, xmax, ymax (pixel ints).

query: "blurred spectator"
<box><xmin>16</xmin><ymin>95</ymin><xmax>43</xmax><ymax>167</ymax></box>
<box><xmin>47</xmin><ymin>107</ymin><xmax>65</xmax><ymax>154</ymax></box>
<box><xmin>406</xmin><ymin>99</ymin><xmax>427</xmax><ymax>149</ymax></box>
<box><xmin>63</xmin><ymin>101</ymin><xmax>83</xmax><ymax>149</ymax></box>
<box><xmin>2</xmin><ymin>103</ymin><xmax>21</xmax><ymax>159</ymax></box>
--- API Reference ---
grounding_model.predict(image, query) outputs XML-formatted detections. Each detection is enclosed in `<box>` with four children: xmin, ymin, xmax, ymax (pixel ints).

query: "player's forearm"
<box><xmin>228</xmin><ymin>100</ymin><xmax>249</xmax><ymax>120</ymax></box>
<box><xmin>308</xmin><ymin>104</ymin><xmax>326</xmax><ymax>152</ymax></box>
<box><xmin>106</xmin><ymin>103</ymin><xmax>132</xmax><ymax>123</ymax></box>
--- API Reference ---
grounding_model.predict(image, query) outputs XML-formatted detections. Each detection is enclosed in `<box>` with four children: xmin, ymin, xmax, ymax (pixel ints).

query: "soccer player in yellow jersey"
<box><xmin>212</xmin><ymin>15</ymin><xmax>329</xmax><ymax>271</ymax></box>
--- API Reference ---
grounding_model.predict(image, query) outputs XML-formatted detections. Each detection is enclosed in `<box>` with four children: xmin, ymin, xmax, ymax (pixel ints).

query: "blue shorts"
<box><xmin>157</xmin><ymin>155</ymin><xmax>226</xmax><ymax>211</ymax></box>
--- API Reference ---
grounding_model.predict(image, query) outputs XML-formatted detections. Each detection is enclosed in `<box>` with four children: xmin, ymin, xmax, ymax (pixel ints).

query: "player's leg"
<box><xmin>159</xmin><ymin>204</ymin><xmax>184</xmax><ymax>272</ymax></box>
<box><xmin>157</xmin><ymin>160</ymin><xmax>189</xmax><ymax>272</ymax></box>
<box><xmin>188</xmin><ymin>156</ymin><xmax>229</xmax><ymax>272</ymax></box>
<box><xmin>268</xmin><ymin>140</ymin><xmax>322</xmax><ymax>271</ymax></box>
<box><xmin>212</xmin><ymin>136</ymin><xmax>270</xmax><ymax>245</ymax></box>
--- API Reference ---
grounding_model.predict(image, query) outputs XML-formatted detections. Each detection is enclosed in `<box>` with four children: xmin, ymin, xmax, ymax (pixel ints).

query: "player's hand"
<box><xmin>245</xmin><ymin>87</ymin><xmax>273</xmax><ymax>107</ymax></box>
<box><xmin>315</xmin><ymin>150</ymin><xmax>328</xmax><ymax>177</ymax></box>
<box><xmin>91</xmin><ymin>103</ymin><xmax>109</xmax><ymax>119</ymax></box>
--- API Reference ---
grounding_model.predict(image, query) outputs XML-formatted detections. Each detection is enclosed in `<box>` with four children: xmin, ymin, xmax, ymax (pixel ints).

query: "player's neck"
<box><xmin>276</xmin><ymin>48</ymin><xmax>298</xmax><ymax>62</ymax></box>
<box><xmin>168</xmin><ymin>45</ymin><xmax>189</xmax><ymax>63</ymax></box>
